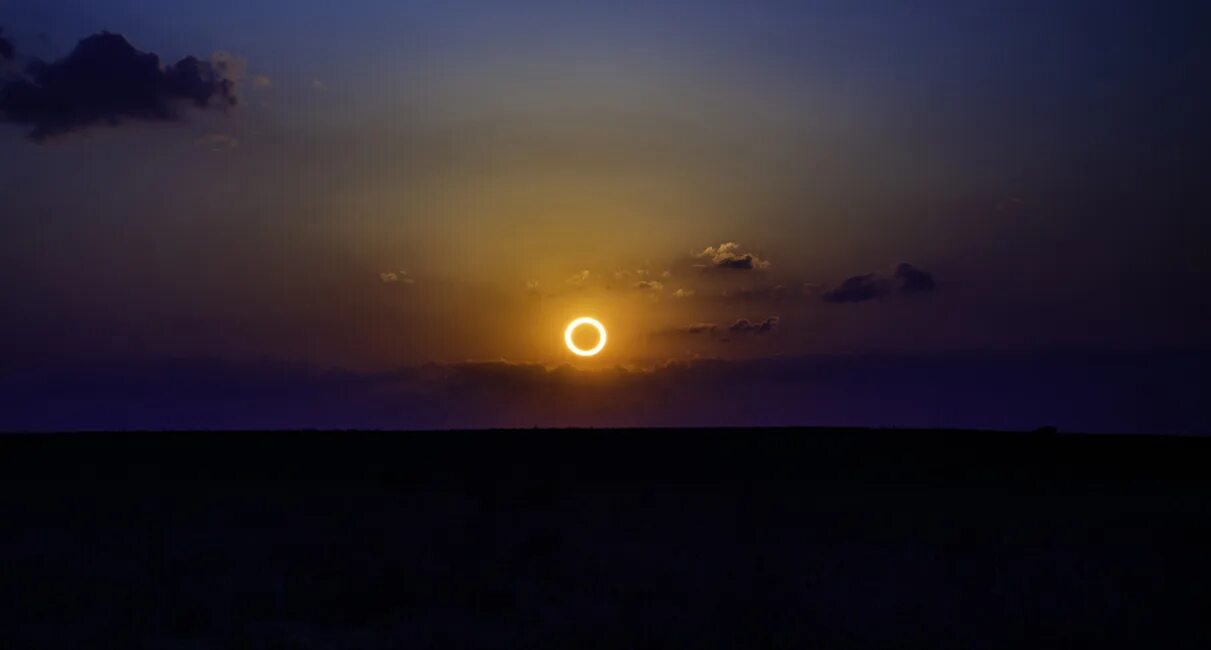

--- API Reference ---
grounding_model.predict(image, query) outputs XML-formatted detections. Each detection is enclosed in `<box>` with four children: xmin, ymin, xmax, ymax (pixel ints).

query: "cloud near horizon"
<box><xmin>0</xmin><ymin>31</ymin><xmax>238</xmax><ymax>141</ymax></box>
<box><xmin>650</xmin><ymin>322</ymin><xmax>720</xmax><ymax>339</ymax></box>
<box><xmin>728</xmin><ymin>317</ymin><xmax>779</xmax><ymax>334</ymax></box>
<box><xmin>1</xmin><ymin>352</ymin><xmax>1203</xmax><ymax>433</ymax></box>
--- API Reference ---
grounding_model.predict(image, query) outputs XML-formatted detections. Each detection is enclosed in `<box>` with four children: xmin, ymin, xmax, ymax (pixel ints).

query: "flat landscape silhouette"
<box><xmin>4</xmin><ymin>428</ymin><xmax>1209</xmax><ymax>648</ymax></box>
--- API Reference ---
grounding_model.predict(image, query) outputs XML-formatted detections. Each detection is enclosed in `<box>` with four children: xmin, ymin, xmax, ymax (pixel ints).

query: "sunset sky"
<box><xmin>1</xmin><ymin>1</ymin><xmax>1207</xmax><ymax>431</ymax></box>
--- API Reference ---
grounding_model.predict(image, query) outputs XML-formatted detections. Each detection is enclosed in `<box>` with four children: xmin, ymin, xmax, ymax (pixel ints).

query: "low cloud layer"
<box><xmin>0</xmin><ymin>32</ymin><xmax>238</xmax><ymax>141</ymax></box>
<box><xmin>1</xmin><ymin>352</ymin><xmax>1204</xmax><ymax>433</ymax></box>
<box><xmin>728</xmin><ymin>316</ymin><xmax>779</xmax><ymax>334</ymax></box>
<box><xmin>652</xmin><ymin>316</ymin><xmax>778</xmax><ymax>339</ymax></box>
<box><xmin>650</xmin><ymin>322</ymin><xmax>719</xmax><ymax>339</ymax></box>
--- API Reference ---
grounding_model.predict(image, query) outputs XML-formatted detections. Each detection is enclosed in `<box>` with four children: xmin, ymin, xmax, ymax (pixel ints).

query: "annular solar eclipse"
<box><xmin>564</xmin><ymin>317</ymin><xmax>607</xmax><ymax>357</ymax></box>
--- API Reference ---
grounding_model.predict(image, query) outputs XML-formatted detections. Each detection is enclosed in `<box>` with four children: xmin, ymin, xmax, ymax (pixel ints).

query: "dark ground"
<box><xmin>3</xmin><ymin>428</ymin><xmax>1210</xmax><ymax>648</ymax></box>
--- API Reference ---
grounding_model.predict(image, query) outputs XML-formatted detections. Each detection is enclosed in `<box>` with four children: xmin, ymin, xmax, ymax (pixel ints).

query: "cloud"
<box><xmin>209</xmin><ymin>50</ymin><xmax>248</xmax><ymax>83</ymax></box>
<box><xmin>822</xmin><ymin>273</ymin><xmax>887</xmax><ymax>304</ymax></box>
<box><xmin>2</xmin><ymin>352</ymin><xmax>1206</xmax><ymax>432</ymax></box>
<box><xmin>612</xmin><ymin>268</ymin><xmax>660</xmax><ymax>281</ymax></box>
<box><xmin>566</xmin><ymin>270</ymin><xmax>590</xmax><ymax>286</ymax></box>
<box><xmin>822</xmin><ymin>264</ymin><xmax>937</xmax><ymax>303</ymax></box>
<box><xmin>673</xmin><ymin>288</ymin><xmax>695</xmax><ymax>299</ymax></box>
<box><xmin>379</xmin><ymin>270</ymin><xmax>415</xmax><ymax>284</ymax></box>
<box><xmin>694</xmin><ymin>242</ymin><xmax>771</xmax><ymax>271</ymax></box>
<box><xmin>635</xmin><ymin>280</ymin><xmax>664</xmax><ymax>291</ymax></box>
<box><xmin>653</xmin><ymin>317</ymin><xmax>777</xmax><ymax>340</ymax></box>
<box><xmin>650</xmin><ymin>322</ymin><xmax>719</xmax><ymax>339</ymax></box>
<box><xmin>728</xmin><ymin>317</ymin><xmax>779</xmax><ymax>334</ymax></box>
<box><xmin>0</xmin><ymin>32</ymin><xmax>238</xmax><ymax>141</ymax></box>
<box><xmin>525</xmin><ymin>279</ymin><xmax>541</xmax><ymax>291</ymax></box>
<box><xmin>895</xmin><ymin>263</ymin><xmax>936</xmax><ymax>293</ymax></box>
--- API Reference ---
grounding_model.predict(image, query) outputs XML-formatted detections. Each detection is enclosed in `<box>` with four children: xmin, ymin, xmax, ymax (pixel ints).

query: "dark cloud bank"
<box><xmin>823</xmin><ymin>263</ymin><xmax>937</xmax><ymax>303</ymax></box>
<box><xmin>2</xmin><ymin>352</ymin><xmax>1205</xmax><ymax>434</ymax></box>
<box><xmin>0</xmin><ymin>31</ymin><xmax>236</xmax><ymax>141</ymax></box>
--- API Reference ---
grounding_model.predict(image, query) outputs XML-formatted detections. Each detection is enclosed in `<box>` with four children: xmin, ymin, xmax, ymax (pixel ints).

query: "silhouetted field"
<box><xmin>3</xmin><ymin>428</ymin><xmax>1210</xmax><ymax>648</ymax></box>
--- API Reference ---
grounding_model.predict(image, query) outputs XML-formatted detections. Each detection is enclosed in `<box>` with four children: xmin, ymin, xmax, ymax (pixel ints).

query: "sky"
<box><xmin>1</xmin><ymin>1</ymin><xmax>1208</xmax><ymax>431</ymax></box>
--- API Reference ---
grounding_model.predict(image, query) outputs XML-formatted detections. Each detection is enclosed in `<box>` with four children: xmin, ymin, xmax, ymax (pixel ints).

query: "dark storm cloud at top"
<box><xmin>0</xmin><ymin>32</ymin><xmax>237</xmax><ymax>141</ymax></box>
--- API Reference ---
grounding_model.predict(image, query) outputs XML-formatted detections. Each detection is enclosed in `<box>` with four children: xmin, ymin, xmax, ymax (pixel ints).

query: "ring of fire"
<box><xmin>564</xmin><ymin>317</ymin><xmax>607</xmax><ymax>357</ymax></box>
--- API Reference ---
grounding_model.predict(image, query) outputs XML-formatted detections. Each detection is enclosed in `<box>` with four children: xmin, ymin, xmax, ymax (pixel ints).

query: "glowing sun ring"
<box><xmin>564</xmin><ymin>317</ymin><xmax>607</xmax><ymax>357</ymax></box>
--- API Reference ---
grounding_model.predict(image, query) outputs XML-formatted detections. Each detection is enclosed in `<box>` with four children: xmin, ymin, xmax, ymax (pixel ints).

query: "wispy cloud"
<box><xmin>728</xmin><ymin>316</ymin><xmax>779</xmax><ymax>334</ymax></box>
<box><xmin>650</xmin><ymin>322</ymin><xmax>719</xmax><ymax>339</ymax></box>
<box><xmin>379</xmin><ymin>270</ymin><xmax>416</xmax><ymax>285</ymax></box>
